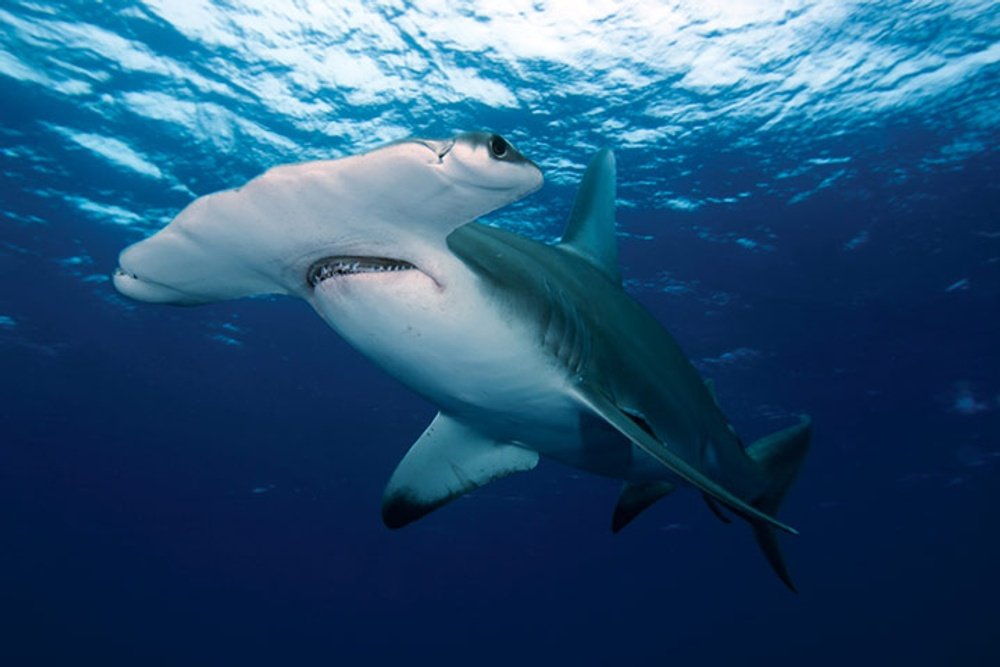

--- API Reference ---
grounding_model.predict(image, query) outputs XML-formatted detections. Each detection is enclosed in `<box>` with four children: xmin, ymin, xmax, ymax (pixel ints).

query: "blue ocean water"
<box><xmin>1</xmin><ymin>0</ymin><xmax>998</xmax><ymax>664</ymax></box>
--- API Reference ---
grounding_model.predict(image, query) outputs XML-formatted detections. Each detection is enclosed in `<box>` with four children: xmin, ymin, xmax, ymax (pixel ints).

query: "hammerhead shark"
<box><xmin>113</xmin><ymin>132</ymin><xmax>811</xmax><ymax>590</ymax></box>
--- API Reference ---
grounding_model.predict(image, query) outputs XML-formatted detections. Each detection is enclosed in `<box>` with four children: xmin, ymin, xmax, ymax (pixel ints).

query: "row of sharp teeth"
<box><xmin>319</xmin><ymin>262</ymin><xmax>409</xmax><ymax>276</ymax></box>
<box><xmin>308</xmin><ymin>258</ymin><xmax>415</xmax><ymax>287</ymax></box>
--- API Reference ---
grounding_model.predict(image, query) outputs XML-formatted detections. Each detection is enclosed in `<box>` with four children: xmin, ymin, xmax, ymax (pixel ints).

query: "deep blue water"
<box><xmin>2</xmin><ymin>1</ymin><xmax>999</xmax><ymax>664</ymax></box>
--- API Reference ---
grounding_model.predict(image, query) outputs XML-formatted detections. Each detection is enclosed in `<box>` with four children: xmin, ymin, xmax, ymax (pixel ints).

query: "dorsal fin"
<box><xmin>557</xmin><ymin>148</ymin><xmax>620</xmax><ymax>284</ymax></box>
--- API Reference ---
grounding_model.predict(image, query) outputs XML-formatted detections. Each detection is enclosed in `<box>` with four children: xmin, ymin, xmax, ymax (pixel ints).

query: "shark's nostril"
<box><xmin>414</xmin><ymin>138</ymin><xmax>455</xmax><ymax>162</ymax></box>
<box><xmin>437</xmin><ymin>139</ymin><xmax>455</xmax><ymax>159</ymax></box>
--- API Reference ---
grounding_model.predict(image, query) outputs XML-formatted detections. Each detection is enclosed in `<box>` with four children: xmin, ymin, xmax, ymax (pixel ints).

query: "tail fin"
<box><xmin>747</xmin><ymin>417</ymin><xmax>812</xmax><ymax>592</ymax></box>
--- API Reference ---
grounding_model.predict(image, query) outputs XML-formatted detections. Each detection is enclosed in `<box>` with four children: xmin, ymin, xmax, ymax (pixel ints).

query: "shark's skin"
<box><xmin>114</xmin><ymin>132</ymin><xmax>811</xmax><ymax>590</ymax></box>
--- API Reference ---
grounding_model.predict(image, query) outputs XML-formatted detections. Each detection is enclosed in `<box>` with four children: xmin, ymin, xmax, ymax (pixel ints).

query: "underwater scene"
<box><xmin>1</xmin><ymin>1</ymin><xmax>998</xmax><ymax>664</ymax></box>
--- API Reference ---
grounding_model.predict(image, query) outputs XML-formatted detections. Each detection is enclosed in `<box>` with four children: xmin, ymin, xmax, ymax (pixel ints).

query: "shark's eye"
<box><xmin>489</xmin><ymin>134</ymin><xmax>509</xmax><ymax>159</ymax></box>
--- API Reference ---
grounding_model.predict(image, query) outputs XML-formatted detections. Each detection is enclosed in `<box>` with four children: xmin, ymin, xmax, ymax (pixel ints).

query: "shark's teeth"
<box><xmin>307</xmin><ymin>256</ymin><xmax>417</xmax><ymax>287</ymax></box>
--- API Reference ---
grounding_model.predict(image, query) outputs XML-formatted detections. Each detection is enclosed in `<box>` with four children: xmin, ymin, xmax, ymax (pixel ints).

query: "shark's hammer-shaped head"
<box><xmin>113</xmin><ymin>132</ymin><xmax>542</xmax><ymax>305</ymax></box>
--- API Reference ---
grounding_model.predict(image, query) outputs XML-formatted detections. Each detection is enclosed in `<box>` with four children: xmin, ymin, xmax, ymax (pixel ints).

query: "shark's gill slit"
<box><xmin>624</xmin><ymin>410</ymin><xmax>656</xmax><ymax>438</ymax></box>
<box><xmin>307</xmin><ymin>256</ymin><xmax>417</xmax><ymax>287</ymax></box>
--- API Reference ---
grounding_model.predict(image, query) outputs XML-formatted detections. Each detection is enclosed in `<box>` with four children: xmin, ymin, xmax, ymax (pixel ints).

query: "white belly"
<box><xmin>307</xmin><ymin>255</ymin><xmax>671</xmax><ymax>483</ymax></box>
<box><xmin>308</xmin><ymin>257</ymin><xmax>576</xmax><ymax>429</ymax></box>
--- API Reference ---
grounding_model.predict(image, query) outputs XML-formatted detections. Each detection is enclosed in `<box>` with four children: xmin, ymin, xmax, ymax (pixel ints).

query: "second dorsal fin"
<box><xmin>557</xmin><ymin>148</ymin><xmax>620</xmax><ymax>284</ymax></box>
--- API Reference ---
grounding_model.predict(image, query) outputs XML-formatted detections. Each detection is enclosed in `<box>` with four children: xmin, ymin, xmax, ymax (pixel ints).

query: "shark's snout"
<box><xmin>112</xmin><ymin>265</ymin><xmax>199</xmax><ymax>305</ymax></box>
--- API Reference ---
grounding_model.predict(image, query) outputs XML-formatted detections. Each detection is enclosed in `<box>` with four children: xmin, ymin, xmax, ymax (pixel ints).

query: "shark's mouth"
<box><xmin>307</xmin><ymin>256</ymin><xmax>417</xmax><ymax>287</ymax></box>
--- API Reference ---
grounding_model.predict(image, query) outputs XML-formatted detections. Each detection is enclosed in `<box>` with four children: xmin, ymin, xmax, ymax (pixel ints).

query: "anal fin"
<box><xmin>612</xmin><ymin>481</ymin><xmax>676</xmax><ymax>533</ymax></box>
<box><xmin>382</xmin><ymin>412</ymin><xmax>539</xmax><ymax>529</ymax></box>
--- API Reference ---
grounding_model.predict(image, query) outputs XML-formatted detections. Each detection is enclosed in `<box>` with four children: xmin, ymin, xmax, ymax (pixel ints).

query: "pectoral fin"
<box><xmin>382</xmin><ymin>412</ymin><xmax>539</xmax><ymax>529</ymax></box>
<box><xmin>612</xmin><ymin>481</ymin><xmax>677</xmax><ymax>533</ymax></box>
<box><xmin>575</xmin><ymin>389</ymin><xmax>798</xmax><ymax>535</ymax></box>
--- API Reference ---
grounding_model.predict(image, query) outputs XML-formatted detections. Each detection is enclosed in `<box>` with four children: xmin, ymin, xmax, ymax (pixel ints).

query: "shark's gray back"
<box><xmin>448</xmin><ymin>222</ymin><xmax>763</xmax><ymax>492</ymax></box>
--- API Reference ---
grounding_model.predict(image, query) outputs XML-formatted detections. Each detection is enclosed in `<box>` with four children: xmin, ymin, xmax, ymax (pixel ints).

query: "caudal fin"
<box><xmin>746</xmin><ymin>417</ymin><xmax>812</xmax><ymax>592</ymax></box>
